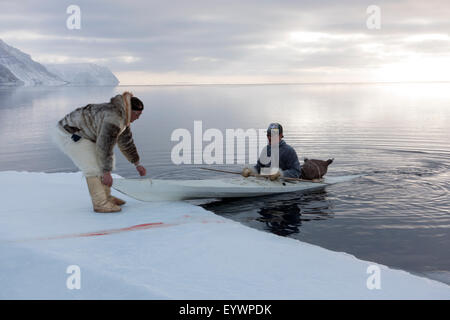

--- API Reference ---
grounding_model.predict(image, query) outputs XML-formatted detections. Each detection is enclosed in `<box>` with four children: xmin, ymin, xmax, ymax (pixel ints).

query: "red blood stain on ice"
<box><xmin>31</xmin><ymin>222</ymin><xmax>169</xmax><ymax>241</ymax></box>
<box><xmin>15</xmin><ymin>218</ymin><xmax>227</xmax><ymax>242</ymax></box>
<box><xmin>78</xmin><ymin>222</ymin><xmax>167</xmax><ymax>237</ymax></box>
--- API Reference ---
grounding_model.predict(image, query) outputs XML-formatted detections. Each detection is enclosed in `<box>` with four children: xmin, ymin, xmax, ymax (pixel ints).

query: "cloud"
<box><xmin>0</xmin><ymin>0</ymin><xmax>449</xmax><ymax>83</ymax></box>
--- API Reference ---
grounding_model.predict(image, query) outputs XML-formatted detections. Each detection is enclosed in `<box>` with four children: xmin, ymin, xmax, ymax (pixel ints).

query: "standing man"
<box><xmin>242</xmin><ymin>123</ymin><xmax>301</xmax><ymax>180</ymax></box>
<box><xmin>52</xmin><ymin>91</ymin><xmax>147</xmax><ymax>213</ymax></box>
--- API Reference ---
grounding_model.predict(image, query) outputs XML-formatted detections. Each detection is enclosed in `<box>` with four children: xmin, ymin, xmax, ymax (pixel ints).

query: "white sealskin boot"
<box><xmin>86</xmin><ymin>177</ymin><xmax>121</xmax><ymax>213</ymax></box>
<box><xmin>103</xmin><ymin>184</ymin><xmax>126</xmax><ymax>206</ymax></box>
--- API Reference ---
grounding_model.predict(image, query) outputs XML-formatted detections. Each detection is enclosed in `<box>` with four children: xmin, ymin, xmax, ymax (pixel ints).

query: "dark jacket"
<box><xmin>254</xmin><ymin>140</ymin><xmax>301</xmax><ymax>178</ymax></box>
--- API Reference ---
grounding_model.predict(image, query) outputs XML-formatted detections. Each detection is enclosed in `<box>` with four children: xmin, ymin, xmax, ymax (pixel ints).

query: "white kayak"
<box><xmin>112</xmin><ymin>175</ymin><xmax>361</xmax><ymax>202</ymax></box>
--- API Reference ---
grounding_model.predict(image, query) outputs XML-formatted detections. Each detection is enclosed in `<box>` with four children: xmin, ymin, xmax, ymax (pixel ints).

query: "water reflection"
<box><xmin>257</xmin><ymin>202</ymin><xmax>302</xmax><ymax>236</ymax></box>
<box><xmin>202</xmin><ymin>189</ymin><xmax>332</xmax><ymax>237</ymax></box>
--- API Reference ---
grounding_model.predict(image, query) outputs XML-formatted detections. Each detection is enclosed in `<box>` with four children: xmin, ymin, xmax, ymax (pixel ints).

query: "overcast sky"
<box><xmin>1</xmin><ymin>0</ymin><xmax>449</xmax><ymax>84</ymax></box>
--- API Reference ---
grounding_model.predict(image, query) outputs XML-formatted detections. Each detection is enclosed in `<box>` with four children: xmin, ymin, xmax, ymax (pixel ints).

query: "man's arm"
<box><xmin>253</xmin><ymin>161</ymin><xmax>262</xmax><ymax>174</ymax></box>
<box><xmin>253</xmin><ymin>145</ymin><xmax>271</xmax><ymax>174</ymax></box>
<box><xmin>96</xmin><ymin>122</ymin><xmax>121</xmax><ymax>173</ymax></box>
<box><xmin>117</xmin><ymin>126</ymin><xmax>140</xmax><ymax>165</ymax></box>
<box><xmin>281</xmin><ymin>148</ymin><xmax>301</xmax><ymax>178</ymax></box>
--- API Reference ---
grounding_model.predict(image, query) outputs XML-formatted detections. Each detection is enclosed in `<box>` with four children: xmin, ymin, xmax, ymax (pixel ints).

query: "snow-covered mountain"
<box><xmin>0</xmin><ymin>39</ymin><xmax>119</xmax><ymax>87</ymax></box>
<box><xmin>0</xmin><ymin>63</ymin><xmax>24</xmax><ymax>86</ymax></box>
<box><xmin>45</xmin><ymin>63</ymin><xmax>119</xmax><ymax>86</ymax></box>
<box><xmin>0</xmin><ymin>39</ymin><xmax>66</xmax><ymax>86</ymax></box>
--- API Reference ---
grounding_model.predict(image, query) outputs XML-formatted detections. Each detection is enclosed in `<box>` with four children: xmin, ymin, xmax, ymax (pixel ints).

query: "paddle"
<box><xmin>199</xmin><ymin>167</ymin><xmax>324</xmax><ymax>183</ymax></box>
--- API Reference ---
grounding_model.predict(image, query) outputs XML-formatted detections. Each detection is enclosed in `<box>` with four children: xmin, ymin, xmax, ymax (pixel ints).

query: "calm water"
<box><xmin>0</xmin><ymin>84</ymin><xmax>449</xmax><ymax>284</ymax></box>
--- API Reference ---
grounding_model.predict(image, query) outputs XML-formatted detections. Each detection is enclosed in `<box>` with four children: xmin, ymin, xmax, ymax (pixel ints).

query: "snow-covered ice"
<box><xmin>0</xmin><ymin>171</ymin><xmax>449</xmax><ymax>299</ymax></box>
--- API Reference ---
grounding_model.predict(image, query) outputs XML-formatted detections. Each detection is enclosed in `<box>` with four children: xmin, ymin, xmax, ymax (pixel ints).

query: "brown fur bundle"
<box><xmin>301</xmin><ymin>158</ymin><xmax>334</xmax><ymax>180</ymax></box>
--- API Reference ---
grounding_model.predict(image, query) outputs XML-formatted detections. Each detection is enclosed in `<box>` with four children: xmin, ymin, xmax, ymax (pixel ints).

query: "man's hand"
<box><xmin>269</xmin><ymin>170</ymin><xmax>281</xmax><ymax>181</ymax></box>
<box><xmin>102</xmin><ymin>171</ymin><xmax>113</xmax><ymax>187</ymax></box>
<box><xmin>241</xmin><ymin>168</ymin><xmax>253</xmax><ymax>177</ymax></box>
<box><xmin>136</xmin><ymin>165</ymin><xmax>147</xmax><ymax>176</ymax></box>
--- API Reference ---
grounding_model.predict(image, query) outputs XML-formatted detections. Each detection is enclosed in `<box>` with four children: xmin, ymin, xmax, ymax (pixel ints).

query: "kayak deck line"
<box><xmin>199</xmin><ymin>167</ymin><xmax>324</xmax><ymax>183</ymax></box>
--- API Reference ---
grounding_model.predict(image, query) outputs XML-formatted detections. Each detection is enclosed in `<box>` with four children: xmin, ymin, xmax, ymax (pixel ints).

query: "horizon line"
<box><xmin>117</xmin><ymin>80</ymin><xmax>450</xmax><ymax>87</ymax></box>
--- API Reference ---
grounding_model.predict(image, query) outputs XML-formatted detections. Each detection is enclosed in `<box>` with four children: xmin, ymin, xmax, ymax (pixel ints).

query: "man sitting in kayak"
<box><xmin>242</xmin><ymin>123</ymin><xmax>301</xmax><ymax>180</ymax></box>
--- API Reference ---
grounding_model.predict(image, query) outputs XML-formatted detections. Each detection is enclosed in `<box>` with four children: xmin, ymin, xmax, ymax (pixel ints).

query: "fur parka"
<box><xmin>58</xmin><ymin>92</ymin><xmax>140</xmax><ymax>173</ymax></box>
